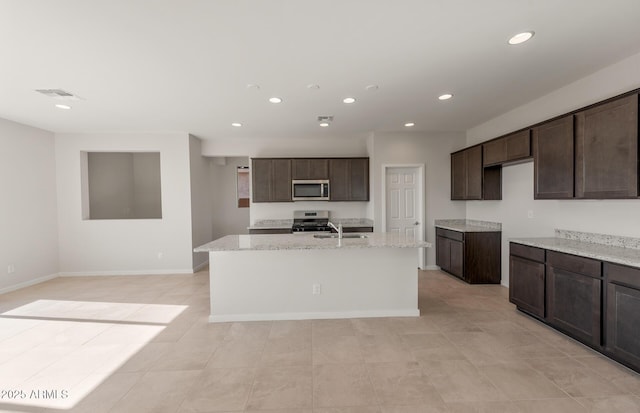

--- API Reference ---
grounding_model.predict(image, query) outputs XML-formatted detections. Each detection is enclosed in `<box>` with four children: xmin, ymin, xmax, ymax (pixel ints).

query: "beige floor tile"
<box><xmin>357</xmin><ymin>334</ymin><xmax>415</xmax><ymax>363</ymax></box>
<box><xmin>312</xmin><ymin>319</ymin><xmax>356</xmax><ymax>339</ymax></box>
<box><xmin>225</xmin><ymin>321</ymin><xmax>273</xmax><ymax>341</ymax></box>
<box><xmin>117</xmin><ymin>342</ymin><xmax>174</xmax><ymax>372</ymax></box>
<box><xmin>179</xmin><ymin>367</ymin><xmax>255</xmax><ymax>412</ymax></box>
<box><xmin>400</xmin><ymin>333</ymin><xmax>467</xmax><ymax>362</ymax></box>
<box><xmin>380</xmin><ymin>405</ymin><xmax>449</xmax><ymax>413</ymax></box>
<box><xmin>574</xmin><ymin>395</ymin><xmax>640</xmax><ymax>412</ymax></box>
<box><xmin>246</xmin><ymin>365</ymin><xmax>312</xmax><ymax>410</ymax></box>
<box><xmin>421</xmin><ymin>359</ymin><xmax>507</xmax><ymax>403</ymax></box>
<box><xmin>313</xmin><ymin>363</ymin><xmax>377</xmax><ymax>408</ymax></box>
<box><xmin>110</xmin><ymin>370</ymin><xmax>201</xmax><ymax>412</ymax></box>
<box><xmin>315</xmin><ymin>407</ymin><xmax>381</xmax><ymax>413</ymax></box>
<box><xmin>527</xmin><ymin>357</ymin><xmax>624</xmax><ymax>397</ymax></box>
<box><xmin>477</xmin><ymin>361</ymin><xmax>568</xmax><ymax>400</ymax></box>
<box><xmin>573</xmin><ymin>355</ymin><xmax>640</xmax><ymax>396</ymax></box>
<box><xmin>445</xmin><ymin>401</ymin><xmax>522</xmax><ymax>413</ymax></box>
<box><xmin>366</xmin><ymin>362</ymin><xmax>444</xmax><ymax>406</ymax></box>
<box><xmin>206</xmin><ymin>339</ymin><xmax>265</xmax><ymax>368</ymax></box>
<box><xmin>387</xmin><ymin>317</ymin><xmax>440</xmax><ymax>335</ymax></box>
<box><xmin>513</xmin><ymin>398</ymin><xmax>586</xmax><ymax>413</ymax></box>
<box><xmin>259</xmin><ymin>335</ymin><xmax>312</xmax><ymax>367</ymax></box>
<box><xmin>269</xmin><ymin>320</ymin><xmax>312</xmax><ymax>339</ymax></box>
<box><xmin>148</xmin><ymin>341</ymin><xmax>217</xmax><ymax>372</ymax></box>
<box><xmin>313</xmin><ymin>335</ymin><xmax>364</xmax><ymax>365</ymax></box>
<box><xmin>351</xmin><ymin>318</ymin><xmax>396</xmax><ymax>336</ymax></box>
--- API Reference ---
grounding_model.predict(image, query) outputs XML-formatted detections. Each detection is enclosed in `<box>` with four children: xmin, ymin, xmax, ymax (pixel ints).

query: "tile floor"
<box><xmin>1</xmin><ymin>269</ymin><xmax>640</xmax><ymax>412</ymax></box>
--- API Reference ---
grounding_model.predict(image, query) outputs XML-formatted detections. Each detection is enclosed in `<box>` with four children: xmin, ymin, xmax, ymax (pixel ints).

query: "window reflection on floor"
<box><xmin>0</xmin><ymin>300</ymin><xmax>187</xmax><ymax>410</ymax></box>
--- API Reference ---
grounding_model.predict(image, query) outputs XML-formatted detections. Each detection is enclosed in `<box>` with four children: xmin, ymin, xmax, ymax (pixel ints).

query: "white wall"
<box><xmin>466</xmin><ymin>50</ymin><xmax>640</xmax><ymax>286</ymax></box>
<box><xmin>210</xmin><ymin>157</ymin><xmax>251</xmax><ymax>240</ymax></box>
<box><xmin>189</xmin><ymin>135</ymin><xmax>213</xmax><ymax>271</ymax></box>
<box><xmin>56</xmin><ymin>132</ymin><xmax>194</xmax><ymax>275</ymax></box>
<box><xmin>0</xmin><ymin>118</ymin><xmax>59</xmax><ymax>293</ymax></box>
<box><xmin>370</xmin><ymin>131</ymin><xmax>467</xmax><ymax>267</ymax></box>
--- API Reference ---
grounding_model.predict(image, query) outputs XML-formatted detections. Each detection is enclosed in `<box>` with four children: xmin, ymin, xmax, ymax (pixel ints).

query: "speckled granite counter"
<box><xmin>435</xmin><ymin>219</ymin><xmax>502</xmax><ymax>232</ymax></box>
<box><xmin>511</xmin><ymin>229</ymin><xmax>640</xmax><ymax>269</ymax></box>
<box><xmin>195</xmin><ymin>232</ymin><xmax>429</xmax><ymax>252</ymax></box>
<box><xmin>248</xmin><ymin>218</ymin><xmax>373</xmax><ymax>230</ymax></box>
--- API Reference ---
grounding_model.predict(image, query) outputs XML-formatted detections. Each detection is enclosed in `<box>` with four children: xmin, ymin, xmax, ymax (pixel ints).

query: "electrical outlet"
<box><xmin>527</xmin><ymin>210</ymin><xmax>534</xmax><ymax>219</ymax></box>
<box><xmin>312</xmin><ymin>283</ymin><xmax>322</xmax><ymax>295</ymax></box>
<box><xmin>7</xmin><ymin>264</ymin><xmax>15</xmax><ymax>274</ymax></box>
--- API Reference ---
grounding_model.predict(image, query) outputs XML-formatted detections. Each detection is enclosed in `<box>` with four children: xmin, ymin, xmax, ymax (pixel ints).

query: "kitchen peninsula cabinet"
<box><xmin>251</xmin><ymin>158</ymin><xmax>292</xmax><ymax>202</ymax></box>
<box><xmin>575</xmin><ymin>94</ymin><xmax>638</xmax><ymax>199</ymax></box>
<box><xmin>509</xmin><ymin>243</ymin><xmax>545</xmax><ymax>319</ymax></box>
<box><xmin>605</xmin><ymin>263</ymin><xmax>640</xmax><ymax>371</ymax></box>
<box><xmin>329</xmin><ymin>158</ymin><xmax>369</xmax><ymax>201</ymax></box>
<box><xmin>532</xmin><ymin>115</ymin><xmax>574</xmax><ymax>199</ymax></box>
<box><xmin>436</xmin><ymin>226</ymin><xmax>501</xmax><ymax>284</ymax></box>
<box><xmin>292</xmin><ymin>158</ymin><xmax>328</xmax><ymax>180</ymax></box>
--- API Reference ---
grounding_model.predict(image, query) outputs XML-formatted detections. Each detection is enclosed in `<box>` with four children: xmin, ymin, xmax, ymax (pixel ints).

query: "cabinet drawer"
<box><xmin>547</xmin><ymin>250</ymin><xmax>601</xmax><ymax>278</ymax></box>
<box><xmin>510</xmin><ymin>243</ymin><xmax>545</xmax><ymax>263</ymax></box>
<box><xmin>606</xmin><ymin>263</ymin><xmax>640</xmax><ymax>289</ymax></box>
<box><xmin>436</xmin><ymin>228</ymin><xmax>464</xmax><ymax>242</ymax></box>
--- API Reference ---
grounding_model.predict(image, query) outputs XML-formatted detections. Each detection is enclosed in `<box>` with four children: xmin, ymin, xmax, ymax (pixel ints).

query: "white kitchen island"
<box><xmin>194</xmin><ymin>233</ymin><xmax>430</xmax><ymax>322</ymax></box>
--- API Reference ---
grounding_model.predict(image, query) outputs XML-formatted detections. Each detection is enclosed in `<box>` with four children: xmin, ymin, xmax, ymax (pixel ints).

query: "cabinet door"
<box><xmin>449</xmin><ymin>239</ymin><xmax>464</xmax><ymax>279</ymax></box>
<box><xmin>451</xmin><ymin>152</ymin><xmax>466</xmax><ymax>200</ymax></box>
<box><xmin>436</xmin><ymin>236</ymin><xmax>449</xmax><ymax>271</ymax></box>
<box><xmin>546</xmin><ymin>264</ymin><xmax>602</xmax><ymax>347</ymax></box>
<box><xmin>292</xmin><ymin>159</ymin><xmax>328</xmax><ymax>180</ymax></box>
<box><xmin>251</xmin><ymin>159</ymin><xmax>273</xmax><ymax>202</ymax></box>
<box><xmin>510</xmin><ymin>256</ymin><xmax>545</xmax><ymax>318</ymax></box>
<box><xmin>575</xmin><ymin>94</ymin><xmax>638</xmax><ymax>199</ymax></box>
<box><xmin>465</xmin><ymin>146</ymin><xmax>483</xmax><ymax>200</ymax></box>
<box><xmin>533</xmin><ymin>115</ymin><xmax>574</xmax><ymax>199</ymax></box>
<box><xmin>271</xmin><ymin>159</ymin><xmax>292</xmax><ymax>202</ymax></box>
<box><xmin>605</xmin><ymin>263</ymin><xmax>640</xmax><ymax>370</ymax></box>
<box><xmin>349</xmin><ymin>158</ymin><xmax>369</xmax><ymax>201</ymax></box>
<box><xmin>329</xmin><ymin>159</ymin><xmax>349</xmax><ymax>201</ymax></box>
<box><xmin>483</xmin><ymin>138</ymin><xmax>507</xmax><ymax>166</ymax></box>
<box><xmin>506</xmin><ymin>130</ymin><xmax>531</xmax><ymax>161</ymax></box>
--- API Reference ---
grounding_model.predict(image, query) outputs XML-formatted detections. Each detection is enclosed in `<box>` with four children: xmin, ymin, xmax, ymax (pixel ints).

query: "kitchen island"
<box><xmin>195</xmin><ymin>233</ymin><xmax>430</xmax><ymax>322</ymax></box>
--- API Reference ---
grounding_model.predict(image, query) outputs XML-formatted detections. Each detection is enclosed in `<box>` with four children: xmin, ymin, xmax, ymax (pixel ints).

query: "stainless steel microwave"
<box><xmin>291</xmin><ymin>180</ymin><xmax>330</xmax><ymax>201</ymax></box>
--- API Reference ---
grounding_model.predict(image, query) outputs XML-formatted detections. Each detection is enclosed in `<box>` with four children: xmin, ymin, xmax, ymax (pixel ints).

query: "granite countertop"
<box><xmin>510</xmin><ymin>230</ymin><xmax>640</xmax><ymax>269</ymax></box>
<box><xmin>435</xmin><ymin>219</ymin><xmax>502</xmax><ymax>233</ymax></box>
<box><xmin>248</xmin><ymin>218</ymin><xmax>374</xmax><ymax>230</ymax></box>
<box><xmin>195</xmin><ymin>232</ymin><xmax>430</xmax><ymax>252</ymax></box>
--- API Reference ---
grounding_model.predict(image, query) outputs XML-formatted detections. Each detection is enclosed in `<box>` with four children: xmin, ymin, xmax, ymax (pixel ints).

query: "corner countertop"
<box><xmin>435</xmin><ymin>219</ymin><xmax>502</xmax><ymax>233</ymax></box>
<box><xmin>510</xmin><ymin>230</ymin><xmax>640</xmax><ymax>269</ymax></box>
<box><xmin>195</xmin><ymin>232</ymin><xmax>429</xmax><ymax>252</ymax></box>
<box><xmin>248</xmin><ymin>218</ymin><xmax>374</xmax><ymax>230</ymax></box>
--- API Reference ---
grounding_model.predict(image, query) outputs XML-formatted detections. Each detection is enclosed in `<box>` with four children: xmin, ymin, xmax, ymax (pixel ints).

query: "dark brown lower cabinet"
<box><xmin>436</xmin><ymin>228</ymin><xmax>501</xmax><ymax>284</ymax></box>
<box><xmin>509</xmin><ymin>244</ymin><xmax>545</xmax><ymax>319</ymax></box>
<box><xmin>605</xmin><ymin>263</ymin><xmax>640</xmax><ymax>372</ymax></box>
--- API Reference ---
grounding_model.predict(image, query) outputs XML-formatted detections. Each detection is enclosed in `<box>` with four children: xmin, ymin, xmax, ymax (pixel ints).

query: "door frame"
<box><xmin>381</xmin><ymin>163</ymin><xmax>426</xmax><ymax>268</ymax></box>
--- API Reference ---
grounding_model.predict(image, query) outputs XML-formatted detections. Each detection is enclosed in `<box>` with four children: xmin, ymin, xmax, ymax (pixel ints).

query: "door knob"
<box><xmin>414</xmin><ymin>221</ymin><xmax>420</xmax><ymax>225</ymax></box>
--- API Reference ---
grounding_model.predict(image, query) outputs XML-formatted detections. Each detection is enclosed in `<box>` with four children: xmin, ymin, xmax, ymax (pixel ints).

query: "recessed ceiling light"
<box><xmin>269</xmin><ymin>97</ymin><xmax>283</xmax><ymax>104</ymax></box>
<box><xmin>55</xmin><ymin>104</ymin><xmax>72</xmax><ymax>110</ymax></box>
<box><xmin>343</xmin><ymin>97</ymin><xmax>356</xmax><ymax>104</ymax></box>
<box><xmin>319</xmin><ymin>122</ymin><xmax>330</xmax><ymax>127</ymax></box>
<box><xmin>231</xmin><ymin>122</ymin><xmax>242</xmax><ymax>127</ymax></box>
<box><xmin>246</xmin><ymin>84</ymin><xmax>260</xmax><ymax>90</ymax></box>
<box><xmin>508</xmin><ymin>31</ymin><xmax>534</xmax><ymax>45</ymax></box>
<box><xmin>438</xmin><ymin>94</ymin><xmax>453</xmax><ymax>100</ymax></box>
<box><xmin>404</xmin><ymin>122</ymin><xmax>415</xmax><ymax>127</ymax></box>
<box><xmin>365</xmin><ymin>84</ymin><xmax>379</xmax><ymax>92</ymax></box>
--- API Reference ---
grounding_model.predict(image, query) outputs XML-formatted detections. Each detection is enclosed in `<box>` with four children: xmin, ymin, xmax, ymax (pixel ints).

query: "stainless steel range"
<box><xmin>291</xmin><ymin>210</ymin><xmax>332</xmax><ymax>234</ymax></box>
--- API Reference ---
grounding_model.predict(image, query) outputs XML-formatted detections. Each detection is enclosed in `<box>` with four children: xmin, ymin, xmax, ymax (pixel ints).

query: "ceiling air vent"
<box><xmin>35</xmin><ymin>89</ymin><xmax>82</xmax><ymax>101</ymax></box>
<box><xmin>317</xmin><ymin>116</ymin><xmax>334</xmax><ymax>122</ymax></box>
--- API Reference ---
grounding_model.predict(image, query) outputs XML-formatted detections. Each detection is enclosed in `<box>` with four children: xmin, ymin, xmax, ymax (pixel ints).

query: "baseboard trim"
<box><xmin>193</xmin><ymin>260</ymin><xmax>209</xmax><ymax>273</ymax></box>
<box><xmin>424</xmin><ymin>265</ymin><xmax>440</xmax><ymax>270</ymax></box>
<box><xmin>208</xmin><ymin>309</ymin><xmax>420</xmax><ymax>323</ymax></box>
<box><xmin>59</xmin><ymin>269</ymin><xmax>194</xmax><ymax>276</ymax></box>
<box><xmin>0</xmin><ymin>273</ymin><xmax>59</xmax><ymax>295</ymax></box>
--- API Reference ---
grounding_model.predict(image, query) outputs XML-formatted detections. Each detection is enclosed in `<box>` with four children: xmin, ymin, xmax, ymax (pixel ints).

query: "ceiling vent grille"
<box><xmin>35</xmin><ymin>89</ymin><xmax>82</xmax><ymax>101</ymax></box>
<box><xmin>317</xmin><ymin>116</ymin><xmax>334</xmax><ymax>122</ymax></box>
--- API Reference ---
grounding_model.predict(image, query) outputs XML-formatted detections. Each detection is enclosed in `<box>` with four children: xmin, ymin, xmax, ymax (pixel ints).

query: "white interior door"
<box><xmin>385</xmin><ymin>166</ymin><xmax>425</xmax><ymax>267</ymax></box>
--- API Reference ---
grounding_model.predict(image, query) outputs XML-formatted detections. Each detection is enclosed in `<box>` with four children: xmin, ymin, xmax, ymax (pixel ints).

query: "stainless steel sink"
<box><xmin>313</xmin><ymin>234</ymin><xmax>368</xmax><ymax>239</ymax></box>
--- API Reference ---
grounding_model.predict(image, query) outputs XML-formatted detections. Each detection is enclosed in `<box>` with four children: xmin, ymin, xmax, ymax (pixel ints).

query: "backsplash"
<box><xmin>556</xmin><ymin>229</ymin><xmax>640</xmax><ymax>250</ymax></box>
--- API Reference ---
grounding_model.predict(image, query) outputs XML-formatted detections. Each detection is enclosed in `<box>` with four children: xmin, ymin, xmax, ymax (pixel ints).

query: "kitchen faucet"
<box><xmin>327</xmin><ymin>221</ymin><xmax>343</xmax><ymax>239</ymax></box>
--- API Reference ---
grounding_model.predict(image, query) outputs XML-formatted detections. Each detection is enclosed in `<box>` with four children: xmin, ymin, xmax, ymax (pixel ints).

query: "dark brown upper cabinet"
<box><xmin>251</xmin><ymin>158</ymin><xmax>292</xmax><ymax>202</ymax></box>
<box><xmin>451</xmin><ymin>146</ymin><xmax>483</xmax><ymax>200</ymax></box>
<box><xmin>482</xmin><ymin>130</ymin><xmax>531</xmax><ymax>167</ymax></box>
<box><xmin>532</xmin><ymin>115</ymin><xmax>575</xmax><ymax>199</ymax></box>
<box><xmin>292</xmin><ymin>158</ymin><xmax>329</xmax><ymax>180</ymax></box>
<box><xmin>575</xmin><ymin>94</ymin><xmax>638</xmax><ymax>199</ymax></box>
<box><xmin>329</xmin><ymin>158</ymin><xmax>369</xmax><ymax>201</ymax></box>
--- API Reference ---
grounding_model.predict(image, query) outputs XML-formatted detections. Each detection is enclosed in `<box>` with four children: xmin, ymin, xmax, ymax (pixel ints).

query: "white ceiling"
<box><xmin>2</xmin><ymin>0</ymin><xmax>640</xmax><ymax>141</ymax></box>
